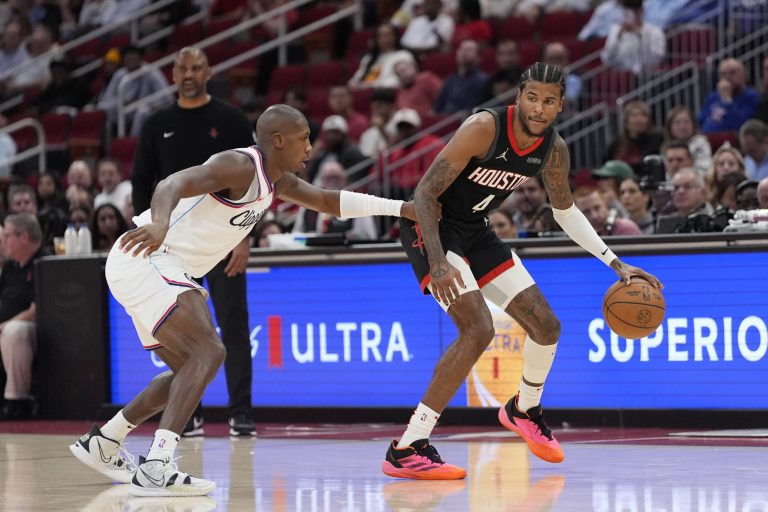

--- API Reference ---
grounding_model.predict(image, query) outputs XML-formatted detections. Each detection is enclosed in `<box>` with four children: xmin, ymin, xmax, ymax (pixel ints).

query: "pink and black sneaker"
<box><xmin>499</xmin><ymin>396</ymin><xmax>565</xmax><ymax>463</ymax></box>
<box><xmin>381</xmin><ymin>439</ymin><xmax>467</xmax><ymax>480</ymax></box>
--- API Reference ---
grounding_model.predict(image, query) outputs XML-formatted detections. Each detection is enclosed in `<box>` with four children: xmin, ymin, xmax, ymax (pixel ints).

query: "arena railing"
<box><xmin>704</xmin><ymin>22</ymin><xmax>768</xmax><ymax>97</ymax></box>
<box><xmin>615</xmin><ymin>61</ymin><xmax>702</xmax><ymax>130</ymax></box>
<box><xmin>0</xmin><ymin>117</ymin><xmax>47</xmax><ymax>172</ymax></box>
<box><xmin>116</xmin><ymin>0</ymin><xmax>364</xmax><ymax>136</ymax></box>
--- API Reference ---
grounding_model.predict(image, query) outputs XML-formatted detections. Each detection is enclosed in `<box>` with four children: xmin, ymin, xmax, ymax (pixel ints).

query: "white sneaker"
<box><xmin>130</xmin><ymin>457</ymin><xmax>216</xmax><ymax>497</ymax></box>
<box><xmin>69</xmin><ymin>424</ymin><xmax>137</xmax><ymax>484</ymax></box>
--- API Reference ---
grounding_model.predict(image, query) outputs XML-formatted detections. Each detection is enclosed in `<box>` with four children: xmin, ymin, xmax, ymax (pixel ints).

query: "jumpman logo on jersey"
<box><xmin>496</xmin><ymin>149</ymin><xmax>509</xmax><ymax>162</ymax></box>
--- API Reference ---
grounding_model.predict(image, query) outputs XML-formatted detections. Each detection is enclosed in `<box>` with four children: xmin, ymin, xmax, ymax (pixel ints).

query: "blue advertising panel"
<box><xmin>110</xmin><ymin>251</ymin><xmax>768</xmax><ymax>409</ymax></box>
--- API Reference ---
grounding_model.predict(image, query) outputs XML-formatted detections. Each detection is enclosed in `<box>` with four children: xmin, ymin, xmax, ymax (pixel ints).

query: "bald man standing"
<box><xmin>70</xmin><ymin>102</ymin><xmax>416</xmax><ymax>496</ymax></box>
<box><xmin>131</xmin><ymin>47</ymin><xmax>257</xmax><ymax>439</ymax></box>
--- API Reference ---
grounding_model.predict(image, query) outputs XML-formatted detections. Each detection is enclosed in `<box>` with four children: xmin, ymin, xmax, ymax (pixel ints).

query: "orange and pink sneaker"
<box><xmin>381</xmin><ymin>439</ymin><xmax>467</xmax><ymax>480</ymax></box>
<box><xmin>498</xmin><ymin>396</ymin><xmax>565</xmax><ymax>463</ymax></box>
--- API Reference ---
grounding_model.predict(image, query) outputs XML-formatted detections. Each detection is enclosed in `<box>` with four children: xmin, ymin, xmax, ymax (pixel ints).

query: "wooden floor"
<box><xmin>2</xmin><ymin>424</ymin><xmax>768</xmax><ymax>511</ymax></box>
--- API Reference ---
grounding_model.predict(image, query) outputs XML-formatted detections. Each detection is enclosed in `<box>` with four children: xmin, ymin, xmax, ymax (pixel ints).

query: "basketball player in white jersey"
<box><xmin>69</xmin><ymin>104</ymin><xmax>415</xmax><ymax>497</ymax></box>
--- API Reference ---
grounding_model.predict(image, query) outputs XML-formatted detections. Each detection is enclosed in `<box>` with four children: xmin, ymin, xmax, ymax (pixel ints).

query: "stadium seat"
<box><xmin>40</xmin><ymin>112</ymin><xmax>73</xmax><ymax>151</ymax></box>
<box><xmin>108</xmin><ymin>137</ymin><xmax>139</xmax><ymax>178</ymax></box>
<box><xmin>306</xmin><ymin>87</ymin><xmax>332</xmax><ymax>120</ymax></box>
<box><xmin>306</xmin><ymin>61</ymin><xmax>346</xmax><ymax>88</ymax></box>
<box><xmin>540</xmin><ymin>11</ymin><xmax>590</xmax><ymax>38</ymax></box>
<box><xmin>497</xmin><ymin>16</ymin><xmax>536</xmax><ymax>42</ymax></box>
<box><xmin>705</xmin><ymin>131</ymin><xmax>738</xmax><ymax>152</ymax></box>
<box><xmin>8</xmin><ymin>116</ymin><xmax>39</xmax><ymax>151</ymax></box>
<box><xmin>69</xmin><ymin>110</ymin><xmax>106</xmax><ymax>160</ymax></box>
<box><xmin>351</xmin><ymin>88</ymin><xmax>373</xmax><ymax>117</ymax></box>
<box><xmin>346</xmin><ymin>29</ymin><xmax>374</xmax><ymax>59</ymax></box>
<box><xmin>588</xmin><ymin>69</ymin><xmax>635</xmax><ymax>106</ymax></box>
<box><xmin>268</xmin><ymin>64</ymin><xmax>306</xmax><ymax>95</ymax></box>
<box><xmin>668</xmin><ymin>28</ymin><xmax>715</xmax><ymax>65</ymax></box>
<box><xmin>169</xmin><ymin>21</ymin><xmax>203</xmax><ymax>50</ymax></box>
<box><xmin>420</xmin><ymin>52</ymin><xmax>456</xmax><ymax>78</ymax></box>
<box><xmin>517</xmin><ymin>41</ymin><xmax>542</xmax><ymax>68</ymax></box>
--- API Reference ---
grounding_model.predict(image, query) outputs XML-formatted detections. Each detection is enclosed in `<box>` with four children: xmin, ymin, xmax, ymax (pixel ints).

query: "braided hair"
<box><xmin>519</xmin><ymin>62</ymin><xmax>566</xmax><ymax>97</ymax></box>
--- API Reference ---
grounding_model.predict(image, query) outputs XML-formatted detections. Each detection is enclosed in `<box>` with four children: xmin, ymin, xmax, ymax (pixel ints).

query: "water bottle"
<box><xmin>64</xmin><ymin>223</ymin><xmax>78</xmax><ymax>255</ymax></box>
<box><xmin>77</xmin><ymin>225</ymin><xmax>92</xmax><ymax>255</ymax></box>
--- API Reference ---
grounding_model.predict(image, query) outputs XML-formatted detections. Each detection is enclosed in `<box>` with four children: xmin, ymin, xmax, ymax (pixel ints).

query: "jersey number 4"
<box><xmin>472</xmin><ymin>194</ymin><xmax>496</xmax><ymax>212</ymax></box>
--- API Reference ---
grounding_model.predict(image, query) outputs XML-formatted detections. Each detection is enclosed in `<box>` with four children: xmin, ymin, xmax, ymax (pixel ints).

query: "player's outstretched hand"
<box><xmin>120</xmin><ymin>222</ymin><xmax>169</xmax><ymax>258</ymax></box>
<box><xmin>401</xmin><ymin>201</ymin><xmax>441</xmax><ymax>222</ymax></box>
<box><xmin>401</xmin><ymin>201</ymin><xmax>417</xmax><ymax>221</ymax></box>
<box><xmin>611</xmin><ymin>260</ymin><xmax>663</xmax><ymax>289</ymax></box>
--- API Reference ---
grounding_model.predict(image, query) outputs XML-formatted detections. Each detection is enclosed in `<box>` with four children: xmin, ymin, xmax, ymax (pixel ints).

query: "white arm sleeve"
<box><xmin>552</xmin><ymin>204</ymin><xmax>617</xmax><ymax>266</ymax></box>
<box><xmin>339</xmin><ymin>190</ymin><xmax>403</xmax><ymax>218</ymax></box>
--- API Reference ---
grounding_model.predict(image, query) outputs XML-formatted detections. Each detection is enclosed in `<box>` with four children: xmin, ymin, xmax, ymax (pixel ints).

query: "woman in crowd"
<box><xmin>664</xmin><ymin>106</ymin><xmax>712</xmax><ymax>173</ymax></box>
<box><xmin>349</xmin><ymin>23</ymin><xmax>414</xmax><ymax>89</ymax></box>
<box><xmin>90</xmin><ymin>203</ymin><xmax>128</xmax><ymax>251</ymax></box>
<box><xmin>488</xmin><ymin>207</ymin><xmax>517</xmax><ymax>239</ymax></box>
<box><xmin>603</xmin><ymin>100</ymin><xmax>664</xmax><ymax>176</ymax></box>
<box><xmin>705</xmin><ymin>144</ymin><xmax>747</xmax><ymax>207</ymax></box>
<box><xmin>618</xmin><ymin>177</ymin><xmax>655</xmax><ymax>234</ymax></box>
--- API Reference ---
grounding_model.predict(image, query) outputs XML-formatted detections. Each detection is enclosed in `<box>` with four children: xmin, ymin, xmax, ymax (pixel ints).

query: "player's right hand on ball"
<box><xmin>429</xmin><ymin>260</ymin><xmax>466</xmax><ymax>306</ymax></box>
<box><xmin>120</xmin><ymin>222</ymin><xmax>169</xmax><ymax>258</ymax></box>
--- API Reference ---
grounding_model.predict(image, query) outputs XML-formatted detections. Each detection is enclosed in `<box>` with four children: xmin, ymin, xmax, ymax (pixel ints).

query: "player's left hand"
<box><xmin>120</xmin><ymin>222</ymin><xmax>168</xmax><ymax>258</ymax></box>
<box><xmin>610</xmin><ymin>259</ymin><xmax>663</xmax><ymax>289</ymax></box>
<box><xmin>224</xmin><ymin>237</ymin><xmax>250</xmax><ymax>276</ymax></box>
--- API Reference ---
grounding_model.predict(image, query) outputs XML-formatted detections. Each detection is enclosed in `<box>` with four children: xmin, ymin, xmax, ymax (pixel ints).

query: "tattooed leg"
<box><xmin>419</xmin><ymin>290</ymin><xmax>495</xmax><ymax>412</ymax></box>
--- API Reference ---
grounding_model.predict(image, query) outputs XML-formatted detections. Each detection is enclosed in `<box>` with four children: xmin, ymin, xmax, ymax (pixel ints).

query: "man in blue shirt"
<box><xmin>739</xmin><ymin>119</ymin><xmax>768</xmax><ymax>181</ymax></box>
<box><xmin>434</xmin><ymin>40</ymin><xmax>489</xmax><ymax>115</ymax></box>
<box><xmin>698</xmin><ymin>58</ymin><xmax>760</xmax><ymax>133</ymax></box>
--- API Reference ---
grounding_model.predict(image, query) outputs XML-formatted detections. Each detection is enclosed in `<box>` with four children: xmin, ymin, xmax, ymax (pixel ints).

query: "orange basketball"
<box><xmin>602</xmin><ymin>277</ymin><xmax>665</xmax><ymax>339</ymax></box>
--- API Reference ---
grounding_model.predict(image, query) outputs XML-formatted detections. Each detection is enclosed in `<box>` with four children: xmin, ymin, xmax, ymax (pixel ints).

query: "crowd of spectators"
<box><xmin>0</xmin><ymin>0</ymin><xmax>766</xmax><ymax>252</ymax></box>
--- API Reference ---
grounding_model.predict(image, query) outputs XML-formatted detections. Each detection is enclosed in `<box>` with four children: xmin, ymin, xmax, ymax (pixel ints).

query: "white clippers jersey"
<box><xmin>133</xmin><ymin>145</ymin><xmax>273</xmax><ymax>277</ymax></box>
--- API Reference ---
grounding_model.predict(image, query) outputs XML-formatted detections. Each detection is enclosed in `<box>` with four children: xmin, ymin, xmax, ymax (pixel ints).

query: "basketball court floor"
<box><xmin>2</xmin><ymin>422</ymin><xmax>767</xmax><ymax>511</ymax></box>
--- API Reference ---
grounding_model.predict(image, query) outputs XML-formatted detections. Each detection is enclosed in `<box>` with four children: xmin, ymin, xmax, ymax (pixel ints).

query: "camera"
<box><xmin>637</xmin><ymin>155</ymin><xmax>667</xmax><ymax>192</ymax></box>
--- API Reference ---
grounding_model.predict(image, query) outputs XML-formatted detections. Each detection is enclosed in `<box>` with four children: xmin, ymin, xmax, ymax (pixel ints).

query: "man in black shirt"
<box><xmin>0</xmin><ymin>213</ymin><xmax>44</xmax><ymax>420</ymax></box>
<box><xmin>131</xmin><ymin>47</ymin><xmax>256</xmax><ymax>437</ymax></box>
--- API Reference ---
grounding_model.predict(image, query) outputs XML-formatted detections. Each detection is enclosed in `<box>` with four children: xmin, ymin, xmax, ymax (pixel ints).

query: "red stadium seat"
<box><xmin>40</xmin><ymin>112</ymin><xmax>73</xmax><ymax>151</ymax></box>
<box><xmin>346</xmin><ymin>29</ymin><xmax>374</xmax><ymax>58</ymax></box>
<box><xmin>517</xmin><ymin>41</ymin><xmax>542</xmax><ymax>68</ymax></box>
<box><xmin>69</xmin><ymin>110</ymin><xmax>106</xmax><ymax>160</ymax></box>
<box><xmin>540</xmin><ymin>11</ymin><xmax>590</xmax><ymax>38</ymax></box>
<box><xmin>108</xmin><ymin>137</ymin><xmax>139</xmax><ymax>178</ymax></box>
<box><xmin>420</xmin><ymin>52</ymin><xmax>456</xmax><ymax>78</ymax></box>
<box><xmin>497</xmin><ymin>16</ymin><xmax>536</xmax><ymax>42</ymax></box>
<box><xmin>705</xmin><ymin>131</ymin><xmax>738</xmax><ymax>152</ymax></box>
<box><xmin>268</xmin><ymin>64</ymin><xmax>306</xmax><ymax>94</ymax></box>
<box><xmin>351</xmin><ymin>88</ymin><xmax>372</xmax><ymax>117</ymax></box>
<box><xmin>69</xmin><ymin>38</ymin><xmax>101</xmax><ymax>62</ymax></box>
<box><xmin>479</xmin><ymin>46</ymin><xmax>497</xmax><ymax>74</ymax></box>
<box><xmin>306</xmin><ymin>61</ymin><xmax>346</xmax><ymax>88</ymax></box>
<box><xmin>306</xmin><ymin>87</ymin><xmax>332</xmax><ymax>120</ymax></box>
<box><xmin>588</xmin><ymin>69</ymin><xmax>635</xmax><ymax>106</ymax></box>
<box><xmin>8</xmin><ymin>116</ymin><xmax>39</xmax><ymax>151</ymax></box>
<box><xmin>668</xmin><ymin>28</ymin><xmax>715</xmax><ymax>65</ymax></box>
<box><xmin>100</xmin><ymin>34</ymin><xmax>130</xmax><ymax>55</ymax></box>
<box><xmin>169</xmin><ymin>21</ymin><xmax>203</xmax><ymax>50</ymax></box>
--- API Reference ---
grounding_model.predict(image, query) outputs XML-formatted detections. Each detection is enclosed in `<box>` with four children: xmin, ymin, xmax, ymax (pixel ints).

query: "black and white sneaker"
<box><xmin>69</xmin><ymin>424</ymin><xmax>137</xmax><ymax>484</ymax></box>
<box><xmin>130</xmin><ymin>456</ymin><xmax>216</xmax><ymax>497</ymax></box>
<box><xmin>228</xmin><ymin>413</ymin><xmax>256</xmax><ymax>437</ymax></box>
<box><xmin>181</xmin><ymin>415</ymin><xmax>204</xmax><ymax>438</ymax></box>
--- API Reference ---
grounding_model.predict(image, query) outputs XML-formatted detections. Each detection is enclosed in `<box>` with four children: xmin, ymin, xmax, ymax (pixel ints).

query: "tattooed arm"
<box><xmin>542</xmin><ymin>135</ymin><xmax>662</xmax><ymax>288</ymax></box>
<box><xmin>414</xmin><ymin>112</ymin><xmax>495</xmax><ymax>305</ymax></box>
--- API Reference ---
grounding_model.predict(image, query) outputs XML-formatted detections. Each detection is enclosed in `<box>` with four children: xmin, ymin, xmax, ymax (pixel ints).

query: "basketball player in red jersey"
<box><xmin>68</xmin><ymin>105</ymin><xmax>416</xmax><ymax>496</ymax></box>
<box><xmin>383</xmin><ymin>63</ymin><xmax>663</xmax><ymax>479</ymax></box>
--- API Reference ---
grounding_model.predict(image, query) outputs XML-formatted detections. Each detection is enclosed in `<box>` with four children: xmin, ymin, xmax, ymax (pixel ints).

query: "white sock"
<box><xmin>100</xmin><ymin>410</ymin><xmax>136</xmax><ymax>443</ymax></box>
<box><xmin>146</xmin><ymin>429</ymin><xmax>179</xmax><ymax>463</ymax></box>
<box><xmin>397</xmin><ymin>402</ymin><xmax>440</xmax><ymax>448</ymax></box>
<box><xmin>517</xmin><ymin>336</ymin><xmax>558</xmax><ymax>412</ymax></box>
